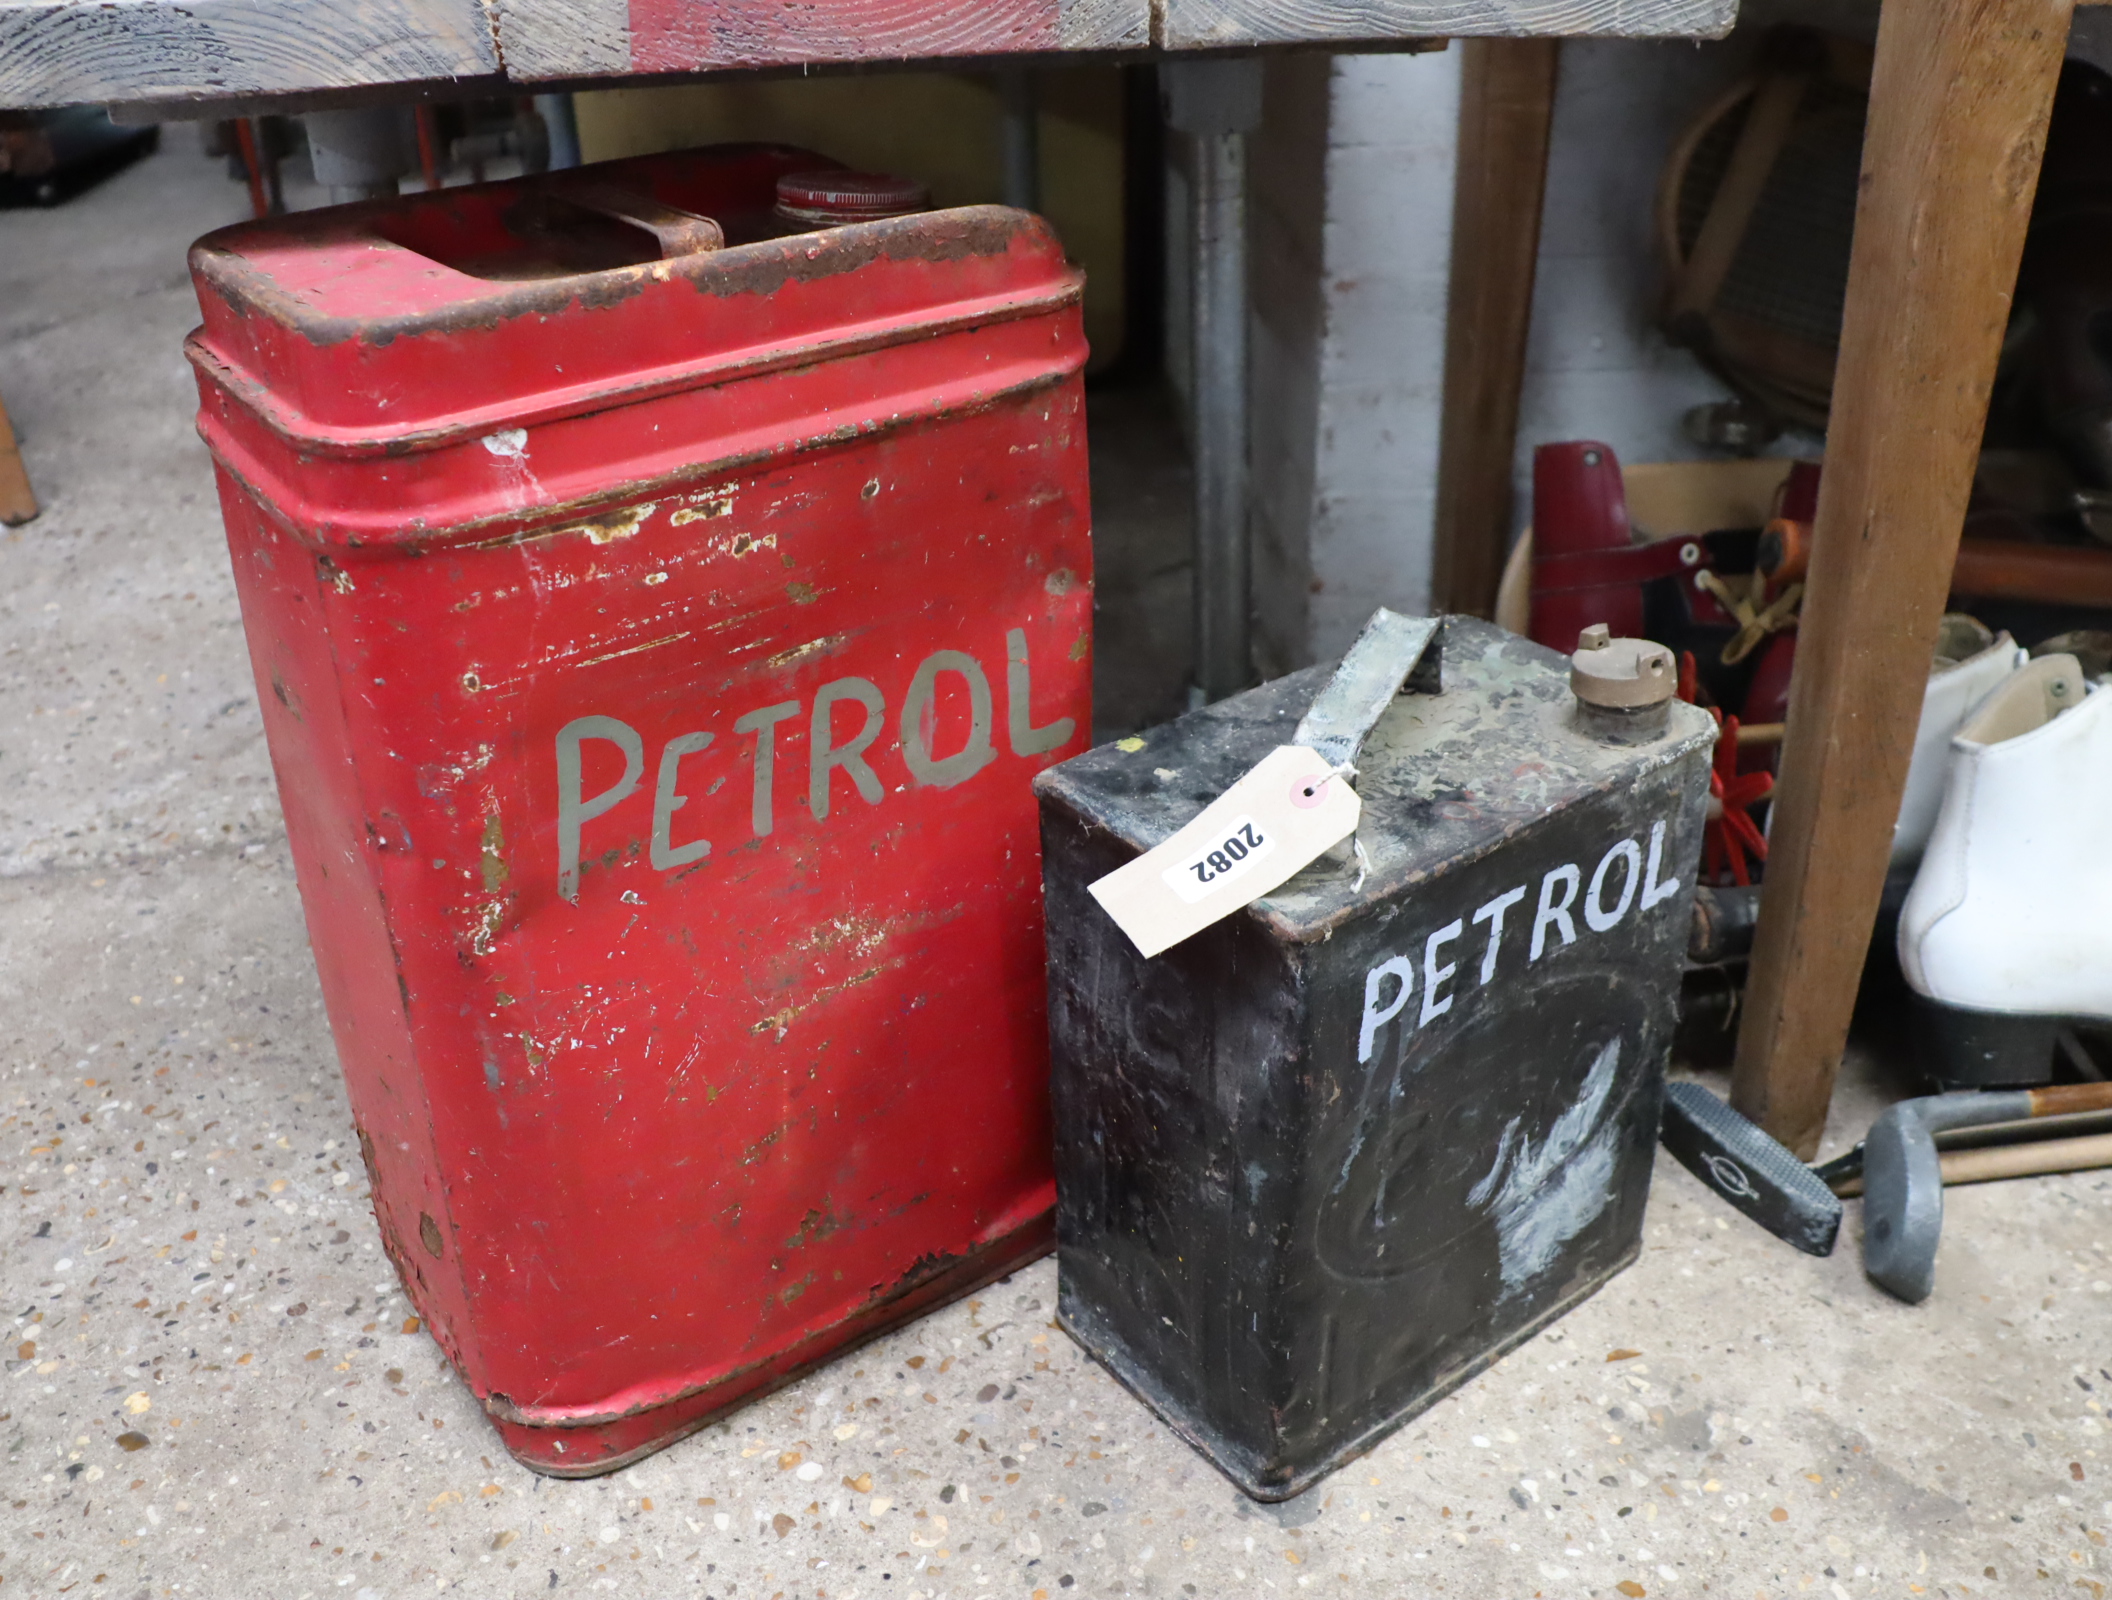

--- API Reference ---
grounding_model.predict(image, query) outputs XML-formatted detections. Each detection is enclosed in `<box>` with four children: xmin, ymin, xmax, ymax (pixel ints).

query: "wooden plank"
<box><xmin>0</xmin><ymin>0</ymin><xmax>1733</xmax><ymax>107</ymax></box>
<box><xmin>491</xmin><ymin>0</ymin><xmax>629</xmax><ymax>78</ymax></box>
<box><xmin>502</xmin><ymin>0</ymin><xmax>1707</xmax><ymax>82</ymax></box>
<box><xmin>1728</xmin><ymin>0</ymin><xmax>2073</xmax><ymax>1161</ymax></box>
<box><xmin>496</xmin><ymin>0</ymin><xmax>1150</xmax><ymax>82</ymax></box>
<box><xmin>1059</xmin><ymin>0</ymin><xmax>1154</xmax><ymax>48</ymax></box>
<box><xmin>0</xmin><ymin>0</ymin><xmax>498</xmax><ymax>110</ymax></box>
<box><xmin>1160</xmin><ymin>0</ymin><xmax>1734</xmax><ymax>47</ymax></box>
<box><xmin>1428</xmin><ymin>37</ymin><xmax>1559</xmax><ymax>619</ymax></box>
<box><xmin>1952</xmin><ymin>537</ymin><xmax>2112</xmax><ymax>606</ymax></box>
<box><xmin>0</xmin><ymin>392</ymin><xmax>36</xmax><ymax>528</ymax></box>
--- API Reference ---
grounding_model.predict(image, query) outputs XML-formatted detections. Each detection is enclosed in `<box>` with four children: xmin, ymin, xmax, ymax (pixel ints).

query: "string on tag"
<box><xmin>1317</xmin><ymin>759</ymin><xmax>1385</xmax><ymax>890</ymax></box>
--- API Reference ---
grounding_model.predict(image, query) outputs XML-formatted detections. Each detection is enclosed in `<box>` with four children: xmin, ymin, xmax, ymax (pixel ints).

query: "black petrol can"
<box><xmin>1035</xmin><ymin>617</ymin><xmax>1715</xmax><ymax>1500</ymax></box>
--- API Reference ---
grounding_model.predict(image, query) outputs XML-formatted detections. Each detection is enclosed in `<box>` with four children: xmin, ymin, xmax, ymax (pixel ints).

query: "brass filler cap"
<box><xmin>1571</xmin><ymin>624</ymin><xmax>1676</xmax><ymax>709</ymax></box>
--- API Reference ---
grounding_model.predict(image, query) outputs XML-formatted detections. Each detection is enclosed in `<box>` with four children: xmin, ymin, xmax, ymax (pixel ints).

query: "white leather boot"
<box><xmin>1897</xmin><ymin>654</ymin><xmax>2112</xmax><ymax>1084</ymax></box>
<box><xmin>1890</xmin><ymin>629</ymin><xmax>2026</xmax><ymax>869</ymax></box>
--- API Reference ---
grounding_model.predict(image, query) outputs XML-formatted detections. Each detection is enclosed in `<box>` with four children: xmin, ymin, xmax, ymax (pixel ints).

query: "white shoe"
<box><xmin>1897</xmin><ymin>653</ymin><xmax>2112</xmax><ymax>1083</ymax></box>
<box><xmin>1890</xmin><ymin>630</ymin><xmax>2026</xmax><ymax>869</ymax></box>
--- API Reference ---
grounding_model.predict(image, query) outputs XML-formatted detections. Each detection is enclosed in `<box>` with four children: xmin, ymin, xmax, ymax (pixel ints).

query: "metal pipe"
<box><xmin>997</xmin><ymin>67</ymin><xmax>1041</xmax><ymax>213</ymax></box>
<box><xmin>1162</xmin><ymin>57</ymin><xmax>1263</xmax><ymax>704</ymax></box>
<box><xmin>1190</xmin><ymin>127</ymin><xmax>1250</xmax><ymax>701</ymax></box>
<box><xmin>535</xmin><ymin>93</ymin><xmax>582</xmax><ymax>171</ymax></box>
<box><xmin>257</xmin><ymin>118</ymin><xmax>285</xmax><ymax>214</ymax></box>
<box><xmin>414</xmin><ymin>104</ymin><xmax>444</xmax><ymax>191</ymax></box>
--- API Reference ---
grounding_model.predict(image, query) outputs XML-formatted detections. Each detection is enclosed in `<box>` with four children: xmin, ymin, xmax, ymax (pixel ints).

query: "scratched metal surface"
<box><xmin>1036</xmin><ymin>616</ymin><xmax>1717</xmax><ymax>941</ymax></box>
<box><xmin>1039</xmin><ymin>614</ymin><xmax>1718</xmax><ymax>1499</ymax></box>
<box><xmin>189</xmin><ymin>147</ymin><xmax>1095</xmax><ymax>1476</ymax></box>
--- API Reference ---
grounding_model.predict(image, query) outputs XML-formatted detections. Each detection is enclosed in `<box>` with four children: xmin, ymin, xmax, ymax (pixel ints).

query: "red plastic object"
<box><xmin>1677</xmin><ymin>655</ymin><xmax>1775</xmax><ymax>883</ymax></box>
<box><xmin>1704</xmin><ymin>712</ymin><xmax>1774</xmax><ymax>886</ymax></box>
<box><xmin>185</xmin><ymin>146</ymin><xmax>1092</xmax><ymax>1475</ymax></box>
<box><xmin>1778</xmin><ymin>458</ymin><xmax>1822</xmax><ymax>523</ymax></box>
<box><xmin>1742</xmin><ymin>631</ymin><xmax>1798</xmax><ymax>736</ymax></box>
<box><xmin>1530</xmin><ymin>441</ymin><xmax>1643</xmax><ymax>650</ymax></box>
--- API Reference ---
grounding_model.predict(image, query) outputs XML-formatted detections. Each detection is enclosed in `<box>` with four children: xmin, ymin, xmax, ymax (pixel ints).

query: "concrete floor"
<box><xmin>4</xmin><ymin>135</ymin><xmax>2112</xmax><ymax>1600</ymax></box>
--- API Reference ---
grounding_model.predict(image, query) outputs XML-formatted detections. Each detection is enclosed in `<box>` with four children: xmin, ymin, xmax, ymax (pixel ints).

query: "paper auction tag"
<box><xmin>1088</xmin><ymin>745</ymin><xmax>1361</xmax><ymax>958</ymax></box>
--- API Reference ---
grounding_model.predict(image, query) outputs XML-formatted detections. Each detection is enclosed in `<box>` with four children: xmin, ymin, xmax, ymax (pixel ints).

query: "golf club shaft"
<box><xmin>1831</xmin><ymin>1130</ymin><xmax>2112</xmax><ymax>1197</ymax></box>
<box><xmin>2028</xmin><ymin>1081</ymin><xmax>2112</xmax><ymax>1117</ymax></box>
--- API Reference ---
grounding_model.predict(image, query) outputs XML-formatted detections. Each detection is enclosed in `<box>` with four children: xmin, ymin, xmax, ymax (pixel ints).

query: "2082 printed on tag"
<box><xmin>1162</xmin><ymin>815</ymin><xmax>1275</xmax><ymax>904</ymax></box>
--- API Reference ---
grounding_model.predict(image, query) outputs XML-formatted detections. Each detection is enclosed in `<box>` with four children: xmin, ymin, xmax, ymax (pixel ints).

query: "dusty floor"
<box><xmin>3</xmin><ymin>136</ymin><xmax>2111</xmax><ymax>1600</ymax></box>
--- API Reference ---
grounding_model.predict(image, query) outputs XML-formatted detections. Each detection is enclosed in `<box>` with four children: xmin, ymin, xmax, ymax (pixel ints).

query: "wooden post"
<box><xmin>1729</xmin><ymin>0</ymin><xmax>2073</xmax><ymax>1159</ymax></box>
<box><xmin>1429</xmin><ymin>38</ymin><xmax>1560</xmax><ymax>619</ymax></box>
<box><xmin>0</xmin><ymin>392</ymin><xmax>36</xmax><ymax>526</ymax></box>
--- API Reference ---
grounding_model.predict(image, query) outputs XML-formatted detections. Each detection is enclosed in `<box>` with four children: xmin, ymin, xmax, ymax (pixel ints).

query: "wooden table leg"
<box><xmin>1729</xmin><ymin>0</ymin><xmax>2072</xmax><ymax>1159</ymax></box>
<box><xmin>1430</xmin><ymin>38</ymin><xmax>1561</xmax><ymax>619</ymax></box>
<box><xmin>0</xmin><ymin>391</ymin><xmax>37</xmax><ymax>526</ymax></box>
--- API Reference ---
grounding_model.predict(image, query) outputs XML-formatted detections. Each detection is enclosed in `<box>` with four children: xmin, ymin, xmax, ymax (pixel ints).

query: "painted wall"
<box><xmin>1249</xmin><ymin>34</ymin><xmax>1779</xmax><ymax>668</ymax></box>
<box><xmin>1302</xmin><ymin>48</ymin><xmax>1467</xmax><ymax>665</ymax></box>
<box><xmin>1205</xmin><ymin>48</ymin><xmax>1467</xmax><ymax>678</ymax></box>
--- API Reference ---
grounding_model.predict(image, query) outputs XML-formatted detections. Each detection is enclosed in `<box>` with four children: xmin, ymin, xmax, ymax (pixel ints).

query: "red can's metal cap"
<box><xmin>774</xmin><ymin>169</ymin><xmax>931</xmax><ymax>225</ymax></box>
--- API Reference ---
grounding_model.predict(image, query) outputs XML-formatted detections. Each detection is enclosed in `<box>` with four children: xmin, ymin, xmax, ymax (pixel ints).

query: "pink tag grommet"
<box><xmin>1290</xmin><ymin>773</ymin><xmax>1333</xmax><ymax>810</ymax></box>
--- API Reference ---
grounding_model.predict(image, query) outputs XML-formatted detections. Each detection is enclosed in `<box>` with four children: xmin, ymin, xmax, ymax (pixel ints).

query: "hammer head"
<box><xmin>1659</xmin><ymin>1081</ymin><xmax>1841</xmax><ymax>1255</ymax></box>
<box><xmin>1862</xmin><ymin>1090</ymin><xmax>2034</xmax><ymax>1303</ymax></box>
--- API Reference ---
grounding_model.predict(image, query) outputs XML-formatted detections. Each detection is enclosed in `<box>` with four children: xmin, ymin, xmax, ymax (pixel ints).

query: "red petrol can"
<box><xmin>184</xmin><ymin>145</ymin><xmax>1092</xmax><ymax>1473</ymax></box>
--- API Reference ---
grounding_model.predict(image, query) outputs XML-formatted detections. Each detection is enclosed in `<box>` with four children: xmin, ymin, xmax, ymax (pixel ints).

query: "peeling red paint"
<box><xmin>189</xmin><ymin>145</ymin><xmax>1090</xmax><ymax>1478</ymax></box>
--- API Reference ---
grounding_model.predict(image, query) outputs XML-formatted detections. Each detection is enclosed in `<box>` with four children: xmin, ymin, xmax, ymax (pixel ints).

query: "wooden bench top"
<box><xmin>1</xmin><ymin>0</ymin><xmax>1735</xmax><ymax>114</ymax></box>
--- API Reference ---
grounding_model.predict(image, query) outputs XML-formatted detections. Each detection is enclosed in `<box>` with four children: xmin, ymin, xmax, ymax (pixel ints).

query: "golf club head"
<box><xmin>1861</xmin><ymin>1090</ymin><xmax>2034</xmax><ymax>1304</ymax></box>
<box><xmin>1659</xmin><ymin>1081</ymin><xmax>1841</xmax><ymax>1255</ymax></box>
<box><xmin>1861</xmin><ymin>1102</ymin><xmax>1944</xmax><ymax>1303</ymax></box>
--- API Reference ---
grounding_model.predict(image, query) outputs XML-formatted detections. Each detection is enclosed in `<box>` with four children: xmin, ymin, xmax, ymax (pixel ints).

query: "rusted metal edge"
<box><xmin>184</xmin><ymin>277</ymin><xmax>1082</xmax><ymax>460</ymax></box>
<box><xmin>1036</xmin><ymin>793</ymin><xmax>1573</xmax><ymax>950</ymax></box>
<box><xmin>478</xmin><ymin>1211</ymin><xmax>1056</xmax><ymax>1434</ymax></box>
<box><xmin>196</xmin><ymin>359</ymin><xmax>1079</xmax><ymax>555</ymax></box>
<box><xmin>1032</xmin><ymin>710</ymin><xmax>1715</xmax><ymax>949</ymax></box>
<box><xmin>188</xmin><ymin>204</ymin><xmax>1056</xmax><ymax>348</ymax></box>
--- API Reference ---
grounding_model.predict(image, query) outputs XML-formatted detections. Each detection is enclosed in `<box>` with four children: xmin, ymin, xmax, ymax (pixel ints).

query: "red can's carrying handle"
<box><xmin>541</xmin><ymin>181</ymin><xmax>725</xmax><ymax>259</ymax></box>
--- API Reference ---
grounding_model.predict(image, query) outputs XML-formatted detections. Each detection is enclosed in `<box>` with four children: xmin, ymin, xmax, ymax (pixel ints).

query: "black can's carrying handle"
<box><xmin>1291</xmin><ymin>610</ymin><xmax>1444</xmax><ymax>772</ymax></box>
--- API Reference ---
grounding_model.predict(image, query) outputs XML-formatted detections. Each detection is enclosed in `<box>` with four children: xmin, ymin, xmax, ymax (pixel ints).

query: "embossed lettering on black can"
<box><xmin>1034</xmin><ymin>617</ymin><xmax>1715</xmax><ymax>1501</ymax></box>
